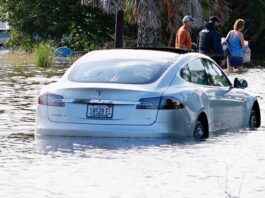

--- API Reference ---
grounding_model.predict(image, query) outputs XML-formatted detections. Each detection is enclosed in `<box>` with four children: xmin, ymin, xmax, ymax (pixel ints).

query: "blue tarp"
<box><xmin>54</xmin><ymin>47</ymin><xmax>73</xmax><ymax>57</ymax></box>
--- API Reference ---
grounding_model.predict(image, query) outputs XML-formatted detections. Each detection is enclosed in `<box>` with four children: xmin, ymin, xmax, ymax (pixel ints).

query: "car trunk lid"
<box><xmin>47</xmin><ymin>85</ymin><xmax>163</xmax><ymax>126</ymax></box>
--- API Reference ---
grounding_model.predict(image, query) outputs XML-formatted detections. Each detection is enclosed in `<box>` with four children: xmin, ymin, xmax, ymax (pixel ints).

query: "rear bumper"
<box><xmin>35</xmin><ymin>117</ymin><xmax>192</xmax><ymax>138</ymax></box>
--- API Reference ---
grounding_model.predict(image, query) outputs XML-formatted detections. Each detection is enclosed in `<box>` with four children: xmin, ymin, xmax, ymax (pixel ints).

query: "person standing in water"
<box><xmin>175</xmin><ymin>15</ymin><xmax>196</xmax><ymax>50</ymax></box>
<box><xmin>226</xmin><ymin>19</ymin><xmax>246</xmax><ymax>72</ymax></box>
<box><xmin>197</xmin><ymin>16</ymin><xmax>224</xmax><ymax>66</ymax></box>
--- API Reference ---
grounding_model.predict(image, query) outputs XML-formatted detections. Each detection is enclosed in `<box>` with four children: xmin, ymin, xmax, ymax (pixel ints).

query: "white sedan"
<box><xmin>35</xmin><ymin>49</ymin><xmax>261</xmax><ymax>139</ymax></box>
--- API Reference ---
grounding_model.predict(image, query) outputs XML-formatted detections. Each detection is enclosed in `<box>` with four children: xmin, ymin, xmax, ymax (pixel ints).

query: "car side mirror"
<box><xmin>234</xmin><ymin>78</ymin><xmax>248</xmax><ymax>88</ymax></box>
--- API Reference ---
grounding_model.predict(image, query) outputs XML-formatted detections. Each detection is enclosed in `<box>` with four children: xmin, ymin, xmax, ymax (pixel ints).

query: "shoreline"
<box><xmin>1</xmin><ymin>47</ymin><xmax>264</xmax><ymax>68</ymax></box>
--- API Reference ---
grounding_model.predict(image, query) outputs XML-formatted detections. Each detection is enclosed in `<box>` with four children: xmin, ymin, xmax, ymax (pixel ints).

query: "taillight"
<box><xmin>136</xmin><ymin>97</ymin><xmax>184</xmax><ymax>110</ymax></box>
<box><xmin>136</xmin><ymin>97</ymin><xmax>161</xmax><ymax>109</ymax></box>
<box><xmin>38</xmin><ymin>93</ymin><xmax>65</xmax><ymax>107</ymax></box>
<box><xmin>159</xmin><ymin>97</ymin><xmax>184</xmax><ymax>109</ymax></box>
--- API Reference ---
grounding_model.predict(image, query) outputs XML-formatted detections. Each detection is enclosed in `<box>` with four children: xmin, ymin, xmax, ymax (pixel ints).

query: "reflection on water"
<box><xmin>35</xmin><ymin>136</ymin><xmax>196</xmax><ymax>154</ymax></box>
<box><xmin>0</xmin><ymin>51</ymin><xmax>66</xmax><ymax>135</ymax></box>
<box><xmin>1</xmin><ymin>50</ymin><xmax>265</xmax><ymax>198</ymax></box>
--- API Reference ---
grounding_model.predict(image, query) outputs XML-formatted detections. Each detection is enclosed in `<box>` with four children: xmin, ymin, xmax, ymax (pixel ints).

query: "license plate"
<box><xmin>87</xmin><ymin>104</ymin><xmax>113</xmax><ymax>118</ymax></box>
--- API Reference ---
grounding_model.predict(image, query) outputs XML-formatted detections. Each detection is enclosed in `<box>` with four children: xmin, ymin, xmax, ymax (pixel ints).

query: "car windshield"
<box><xmin>68</xmin><ymin>59</ymin><xmax>171</xmax><ymax>84</ymax></box>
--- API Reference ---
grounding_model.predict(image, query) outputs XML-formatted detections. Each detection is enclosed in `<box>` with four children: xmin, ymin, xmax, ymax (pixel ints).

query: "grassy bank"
<box><xmin>7</xmin><ymin>51</ymin><xmax>35</xmax><ymax>66</ymax></box>
<box><xmin>5</xmin><ymin>47</ymin><xmax>264</xmax><ymax>68</ymax></box>
<box><xmin>6</xmin><ymin>50</ymin><xmax>81</xmax><ymax>67</ymax></box>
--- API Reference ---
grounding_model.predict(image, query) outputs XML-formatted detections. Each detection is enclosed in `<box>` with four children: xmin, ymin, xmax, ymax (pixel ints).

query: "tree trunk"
<box><xmin>115</xmin><ymin>9</ymin><xmax>124</xmax><ymax>48</ymax></box>
<box><xmin>136</xmin><ymin>0</ymin><xmax>160</xmax><ymax>47</ymax></box>
<box><xmin>137</xmin><ymin>24</ymin><xmax>160</xmax><ymax>47</ymax></box>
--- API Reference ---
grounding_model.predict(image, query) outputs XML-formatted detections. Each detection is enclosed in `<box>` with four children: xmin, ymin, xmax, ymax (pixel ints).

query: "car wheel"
<box><xmin>249</xmin><ymin>109</ymin><xmax>259</xmax><ymax>129</ymax></box>
<box><xmin>193</xmin><ymin>121</ymin><xmax>207</xmax><ymax>140</ymax></box>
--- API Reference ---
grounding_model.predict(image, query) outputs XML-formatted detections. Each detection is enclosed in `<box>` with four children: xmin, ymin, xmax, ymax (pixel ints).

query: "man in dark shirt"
<box><xmin>197</xmin><ymin>16</ymin><xmax>224</xmax><ymax>66</ymax></box>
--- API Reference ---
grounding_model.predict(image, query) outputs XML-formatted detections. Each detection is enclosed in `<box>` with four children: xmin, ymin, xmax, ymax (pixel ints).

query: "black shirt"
<box><xmin>197</xmin><ymin>23</ymin><xmax>224</xmax><ymax>58</ymax></box>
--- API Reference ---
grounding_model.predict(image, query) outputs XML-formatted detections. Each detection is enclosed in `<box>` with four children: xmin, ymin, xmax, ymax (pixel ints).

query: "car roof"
<box><xmin>77</xmin><ymin>48</ymin><xmax>182</xmax><ymax>65</ymax></box>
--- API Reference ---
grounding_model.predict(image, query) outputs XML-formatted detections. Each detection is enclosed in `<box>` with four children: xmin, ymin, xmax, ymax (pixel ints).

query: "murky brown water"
<box><xmin>1</xmin><ymin>50</ymin><xmax>265</xmax><ymax>198</ymax></box>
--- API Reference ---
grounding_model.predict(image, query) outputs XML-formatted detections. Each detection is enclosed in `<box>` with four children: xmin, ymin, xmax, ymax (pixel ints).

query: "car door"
<box><xmin>203</xmin><ymin>59</ymin><xmax>245</xmax><ymax>129</ymax></box>
<box><xmin>185</xmin><ymin>58</ymin><xmax>225</xmax><ymax>131</ymax></box>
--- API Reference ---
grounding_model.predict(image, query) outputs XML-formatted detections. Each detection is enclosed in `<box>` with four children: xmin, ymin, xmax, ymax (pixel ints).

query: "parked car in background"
<box><xmin>35</xmin><ymin>48</ymin><xmax>261</xmax><ymax>139</ymax></box>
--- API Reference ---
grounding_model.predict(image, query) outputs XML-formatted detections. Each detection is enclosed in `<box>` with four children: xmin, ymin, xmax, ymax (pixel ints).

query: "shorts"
<box><xmin>228</xmin><ymin>56</ymin><xmax>243</xmax><ymax>68</ymax></box>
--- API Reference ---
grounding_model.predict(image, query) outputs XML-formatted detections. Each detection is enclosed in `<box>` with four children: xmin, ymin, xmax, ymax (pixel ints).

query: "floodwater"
<box><xmin>1</xmin><ymin>49</ymin><xmax>265</xmax><ymax>198</ymax></box>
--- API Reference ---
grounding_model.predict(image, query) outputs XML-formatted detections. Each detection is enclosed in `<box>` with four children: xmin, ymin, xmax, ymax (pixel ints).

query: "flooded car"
<box><xmin>35</xmin><ymin>48</ymin><xmax>261</xmax><ymax>139</ymax></box>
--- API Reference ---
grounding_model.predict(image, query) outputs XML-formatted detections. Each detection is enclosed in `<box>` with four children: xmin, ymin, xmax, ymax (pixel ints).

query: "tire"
<box><xmin>249</xmin><ymin>109</ymin><xmax>259</xmax><ymax>129</ymax></box>
<box><xmin>193</xmin><ymin>121</ymin><xmax>207</xmax><ymax>140</ymax></box>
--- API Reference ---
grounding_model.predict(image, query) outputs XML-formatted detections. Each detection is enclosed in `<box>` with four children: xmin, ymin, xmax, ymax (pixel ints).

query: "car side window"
<box><xmin>202</xmin><ymin>59</ymin><xmax>231</xmax><ymax>87</ymax></box>
<box><xmin>180</xmin><ymin>65</ymin><xmax>191</xmax><ymax>82</ymax></box>
<box><xmin>186</xmin><ymin>59</ymin><xmax>211</xmax><ymax>85</ymax></box>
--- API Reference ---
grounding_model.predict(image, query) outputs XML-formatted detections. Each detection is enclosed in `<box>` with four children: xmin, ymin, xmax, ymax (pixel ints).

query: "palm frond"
<box><xmin>202</xmin><ymin>0</ymin><xmax>230</xmax><ymax>23</ymax></box>
<box><xmin>81</xmin><ymin>0</ymin><xmax>101</xmax><ymax>7</ymax></box>
<box><xmin>81</xmin><ymin>0</ymin><xmax>231</xmax><ymax>47</ymax></box>
<box><xmin>82</xmin><ymin>0</ymin><xmax>125</xmax><ymax>13</ymax></box>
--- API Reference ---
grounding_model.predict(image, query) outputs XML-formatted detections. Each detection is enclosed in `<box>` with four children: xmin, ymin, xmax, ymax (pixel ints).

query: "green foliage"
<box><xmin>5</xmin><ymin>29</ymin><xmax>35</xmax><ymax>52</ymax></box>
<box><xmin>60</xmin><ymin>6</ymin><xmax>115</xmax><ymax>51</ymax></box>
<box><xmin>0</xmin><ymin>0</ymin><xmax>115</xmax><ymax>51</ymax></box>
<box><xmin>34</xmin><ymin>43</ymin><xmax>53</xmax><ymax>68</ymax></box>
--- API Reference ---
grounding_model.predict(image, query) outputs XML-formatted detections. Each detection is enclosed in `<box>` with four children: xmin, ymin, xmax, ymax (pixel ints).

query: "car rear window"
<box><xmin>68</xmin><ymin>59</ymin><xmax>171</xmax><ymax>84</ymax></box>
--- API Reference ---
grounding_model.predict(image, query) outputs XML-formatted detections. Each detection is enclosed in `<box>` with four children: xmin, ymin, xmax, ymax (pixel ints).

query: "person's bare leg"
<box><xmin>226</xmin><ymin>57</ymin><xmax>234</xmax><ymax>72</ymax></box>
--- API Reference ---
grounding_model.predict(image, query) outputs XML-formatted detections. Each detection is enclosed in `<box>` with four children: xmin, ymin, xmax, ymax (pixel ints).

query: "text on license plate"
<box><xmin>87</xmin><ymin>104</ymin><xmax>113</xmax><ymax>118</ymax></box>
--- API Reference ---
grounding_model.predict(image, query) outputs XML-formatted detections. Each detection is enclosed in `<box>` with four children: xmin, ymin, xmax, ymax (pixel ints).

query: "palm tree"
<box><xmin>82</xmin><ymin>0</ymin><xmax>230</xmax><ymax>47</ymax></box>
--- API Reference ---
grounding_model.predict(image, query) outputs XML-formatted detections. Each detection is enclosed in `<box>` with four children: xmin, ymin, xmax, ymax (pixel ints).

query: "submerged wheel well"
<box><xmin>252</xmin><ymin>101</ymin><xmax>261</xmax><ymax>127</ymax></box>
<box><xmin>197</xmin><ymin>112</ymin><xmax>209</xmax><ymax>138</ymax></box>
